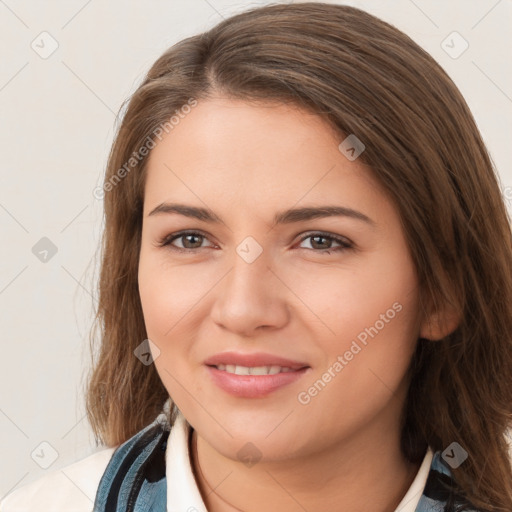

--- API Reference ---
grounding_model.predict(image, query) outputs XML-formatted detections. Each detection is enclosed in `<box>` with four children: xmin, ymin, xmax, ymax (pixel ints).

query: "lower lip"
<box><xmin>205</xmin><ymin>365</ymin><xmax>310</xmax><ymax>398</ymax></box>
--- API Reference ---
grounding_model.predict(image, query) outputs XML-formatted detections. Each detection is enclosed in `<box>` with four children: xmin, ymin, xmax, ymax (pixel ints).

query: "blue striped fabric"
<box><xmin>92</xmin><ymin>413</ymin><xmax>483</xmax><ymax>512</ymax></box>
<box><xmin>93</xmin><ymin>415</ymin><xmax>169</xmax><ymax>511</ymax></box>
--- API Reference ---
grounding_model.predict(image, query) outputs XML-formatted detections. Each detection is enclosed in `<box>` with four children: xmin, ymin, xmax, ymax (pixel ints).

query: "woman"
<box><xmin>2</xmin><ymin>2</ymin><xmax>511</xmax><ymax>511</ymax></box>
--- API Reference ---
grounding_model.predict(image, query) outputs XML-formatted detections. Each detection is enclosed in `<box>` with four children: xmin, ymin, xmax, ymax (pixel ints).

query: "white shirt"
<box><xmin>0</xmin><ymin>410</ymin><xmax>433</xmax><ymax>511</ymax></box>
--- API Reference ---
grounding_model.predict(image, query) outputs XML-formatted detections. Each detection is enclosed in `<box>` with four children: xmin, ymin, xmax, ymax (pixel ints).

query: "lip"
<box><xmin>205</xmin><ymin>365</ymin><xmax>311</xmax><ymax>398</ymax></box>
<box><xmin>203</xmin><ymin>351</ymin><xmax>311</xmax><ymax>399</ymax></box>
<box><xmin>203</xmin><ymin>351</ymin><xmax>309</xmax><ymax>370</ymax></box>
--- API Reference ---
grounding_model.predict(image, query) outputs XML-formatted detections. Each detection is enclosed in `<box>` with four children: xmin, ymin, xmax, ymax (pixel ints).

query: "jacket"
<box><xmin>0</xmin><ymin>409</ymin><xmax>489</xmax><ymax>511</ymax></box>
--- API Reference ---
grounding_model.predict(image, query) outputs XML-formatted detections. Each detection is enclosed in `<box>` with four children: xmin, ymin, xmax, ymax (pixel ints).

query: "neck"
<box><xmin>189</xmin><ymin>416</ymin><xmax>422</xmax><ymax>512</ymax></box>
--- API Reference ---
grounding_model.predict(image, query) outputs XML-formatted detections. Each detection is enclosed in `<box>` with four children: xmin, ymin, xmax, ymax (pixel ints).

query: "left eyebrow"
<box><xmin>147</xmin><ymin>202</ymin><xmax>377</xmax><ymax>228</ymax></box>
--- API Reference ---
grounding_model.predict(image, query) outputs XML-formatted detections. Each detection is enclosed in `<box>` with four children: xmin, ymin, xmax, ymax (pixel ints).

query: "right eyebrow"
<box><xmin>147</xmin><ymin>202</ymin><xmax>377</xmax><ymax>229</ymax></box>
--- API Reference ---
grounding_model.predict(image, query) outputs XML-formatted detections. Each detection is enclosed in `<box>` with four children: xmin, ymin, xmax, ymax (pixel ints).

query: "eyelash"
<box><xmin>155</xmin><ymin>230</ymin><xmax>353</xmax><ymax>255</ymax></box>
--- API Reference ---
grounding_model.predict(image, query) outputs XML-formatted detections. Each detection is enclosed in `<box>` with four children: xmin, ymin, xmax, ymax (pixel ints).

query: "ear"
<box><xmin>419</xmin><ymin>302</ymin><xmax>461</xmax><ymax>341</ymax></box>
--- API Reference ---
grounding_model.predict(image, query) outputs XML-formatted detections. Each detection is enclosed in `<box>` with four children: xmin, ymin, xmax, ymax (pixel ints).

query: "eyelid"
<box><xmin>156</xmin><ymin>229</ymin><xmax>355</xmax><ymax>253</ymax></box>
<box><xmin>155</xmin><ymin>229</ymin><xmax>217</xmax><ymax>250</ymax></box>
<box><xmin>297</xmin><ymin>230</ymin><xmax>353</xmax><ymax>247</ymax></box>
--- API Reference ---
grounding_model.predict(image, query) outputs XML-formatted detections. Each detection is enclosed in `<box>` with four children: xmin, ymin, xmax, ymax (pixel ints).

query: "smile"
<box><xmin>205</xmin><ymin>364</ymin><xmax>310</xmax><ymax>398</ymax></box>
<box><xmin>213</xmin><ymin>364</ymin><xmax>297</xmax><ymax>375</ymax></box>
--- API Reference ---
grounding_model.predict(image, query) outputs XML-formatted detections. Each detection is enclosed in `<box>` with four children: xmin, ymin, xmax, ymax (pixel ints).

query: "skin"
<box><xmin>138</xmin><ymin>97</ymin><xmax>458</xmax><ymax>512</ymax></box>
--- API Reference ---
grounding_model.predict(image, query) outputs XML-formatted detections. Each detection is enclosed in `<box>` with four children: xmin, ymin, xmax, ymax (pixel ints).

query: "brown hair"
<box><xmin>85</xmin><ymin>3</ymin><xmax>512</xmax><ymax>510</ymax></box>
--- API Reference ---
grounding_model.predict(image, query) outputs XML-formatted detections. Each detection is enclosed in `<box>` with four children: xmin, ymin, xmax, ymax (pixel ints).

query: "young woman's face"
<box><xmin>138</xmin><ymin>97</ymin><xmax>424</xmax><ymax>461</ymax></box>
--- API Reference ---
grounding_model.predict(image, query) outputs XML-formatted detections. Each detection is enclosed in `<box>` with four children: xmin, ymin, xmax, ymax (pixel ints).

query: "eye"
<box><xmin>297</xmin><ymin>232</ymin><xmax>353</xmax><ymax>254</ymax></box>
<box><xmin>156</xmin><ymin>230</ymin><xmax>215</xmax><ymax>252</ymax></box>
<box><xmin>156</xmin><ymin>230</ymin><xmax>353</xmax><ymax>255</ymax></box>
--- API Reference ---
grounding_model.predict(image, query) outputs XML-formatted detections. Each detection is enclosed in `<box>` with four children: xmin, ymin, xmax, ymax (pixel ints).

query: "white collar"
<box><xmin>166</xmin><ymin>410</ymin><xmax>208</xmax><ymax>512</ymax></box>
<box><xmin>165</xmin><ymin>409</ymin><xmax>433</xmax><ymax>512</ymax></box>
<box><xmin>395</xmin><ymin>447</ymin><xmax>434</xmax><ymax>511</ymax></box>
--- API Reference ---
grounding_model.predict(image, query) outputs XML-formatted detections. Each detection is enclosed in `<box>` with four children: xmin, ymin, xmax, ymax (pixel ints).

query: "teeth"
<box><xmin>214</xmin><ymin>364</ymin><xmax>295</xmax><ymax>375</ymax></box>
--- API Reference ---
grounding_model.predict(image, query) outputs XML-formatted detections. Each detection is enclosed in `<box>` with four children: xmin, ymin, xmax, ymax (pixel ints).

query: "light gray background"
<box><xmin>1</xmin><ymin>0</ymin><xmax>511</xmax><ymax>498</ymax></box>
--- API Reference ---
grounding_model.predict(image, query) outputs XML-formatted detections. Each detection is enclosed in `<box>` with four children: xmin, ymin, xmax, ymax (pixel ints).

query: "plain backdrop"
<box><xmin>1</xmin><ymin>0</ymin><xmax>511</xmax><ymax>498</ymax></box>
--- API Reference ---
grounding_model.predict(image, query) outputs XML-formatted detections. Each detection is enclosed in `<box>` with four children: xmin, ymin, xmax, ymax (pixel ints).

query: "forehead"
<box><xmin>143</xmin><ymin>97</ymin><xmax>387</xmax><ymax>219</ymax></box>
<box><xmin>147</xmin><ymin>97</ymin><xmax>343</xmax><ymax>168</ymax></box>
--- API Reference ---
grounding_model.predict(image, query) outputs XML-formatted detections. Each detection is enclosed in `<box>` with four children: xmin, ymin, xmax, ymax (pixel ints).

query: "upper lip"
<box><xmin>204</xmin><ymin>351</ymin><xmax>310</xmax><ymax>370</ymax></box>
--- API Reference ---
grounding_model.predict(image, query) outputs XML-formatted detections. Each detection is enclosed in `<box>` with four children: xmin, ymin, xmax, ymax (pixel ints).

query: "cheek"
<box><xmin>138</xmin><ymin>257</ymin><xmax>170</xmax><ymax>336</ymax></box>
<box><xmin>293</xmin><ymin>266</ymin><xmax>419</xmax><ymax>442</ymax></box>
<box><xmin>294</xmin><ymin>255</ymin><xmax>419</xmax><ymax>350</ymax></box>
<box><xmin>137</xmin><ymin>250</ymin><xmax>215</xmax><ymax>400</ymax></box>
<box><xmin>138</xmin><ymin>249</ymin><xmax>209</xmax><ymax>336</ymax></box>
<box><xmin>138</xmin><ymin>253</ymin><xmax>201</xmax><ymax>405</ymax></box>
<box><xmin>296</xmin><ymin>246</ymin><xmax>420</xmax><ymax>395</ymax></box>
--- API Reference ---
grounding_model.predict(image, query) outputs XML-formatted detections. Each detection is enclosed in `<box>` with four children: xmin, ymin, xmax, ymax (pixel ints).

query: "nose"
<box><xmin>210</xmin><ymin>248</ymin><xmax>290</xmax><ymax>336</ymax></box>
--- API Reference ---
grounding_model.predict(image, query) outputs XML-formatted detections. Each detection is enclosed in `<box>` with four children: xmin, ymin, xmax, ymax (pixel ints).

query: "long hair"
<box><xmin>85</xmin><ymin>3</ymin><xmax>512</xmax><ymax>510</ymax></box>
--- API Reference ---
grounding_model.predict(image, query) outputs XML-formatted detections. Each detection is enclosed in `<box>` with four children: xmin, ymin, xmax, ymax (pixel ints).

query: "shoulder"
<box><xmin>0</xmin><ymin>446</ymin><xmax>116</xmax><ymax>512</ymax></box>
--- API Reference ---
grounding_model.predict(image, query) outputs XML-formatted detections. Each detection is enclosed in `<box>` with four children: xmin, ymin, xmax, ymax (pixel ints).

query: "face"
<box><xmin>138</xmin><ymin>97</ymin><xmax>424</xmax><ymax>462</ymax></box>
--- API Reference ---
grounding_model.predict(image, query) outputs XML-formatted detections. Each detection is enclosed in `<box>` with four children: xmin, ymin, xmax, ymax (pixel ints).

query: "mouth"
<box><xmin>204</xmin><ymin>362</ymin><xmax>311</xmax><ymax>398</ymax></box>
<box><xmin>207</xmin><ymin>363</ymin><xmax>308</xmax><ymax>375</ymax></box>
<box><xmin>203</xmin><ymin>351</ymin><xmax>310</xmax><ymax>371</ymax></box>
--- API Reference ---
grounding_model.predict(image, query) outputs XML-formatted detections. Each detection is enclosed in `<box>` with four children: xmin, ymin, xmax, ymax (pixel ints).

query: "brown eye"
<box><xmin>156</xmin><ymin>230</ymin><xmax>353</xmax><ymax>255</ymax></box>
<box><xmin>298</xmin><ymin>233</ymin><xmax>353</xmax><ymax>254</ymax></box>
<box><xmin>177</xmin><ymin>233</ymin><xmax>204</xmax><ymax>249</ymax></box>
<box><xmin>157</xmin><ymin>231</ymin><xmax>213</xmax><ymax>251</ymax></box>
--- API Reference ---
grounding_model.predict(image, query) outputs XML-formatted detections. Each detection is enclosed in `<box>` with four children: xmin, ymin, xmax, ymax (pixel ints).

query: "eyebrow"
<box><xmin>148</xmin><ymin>202</ymin><xmax>376</xmax><ymax>228</ymax></box>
